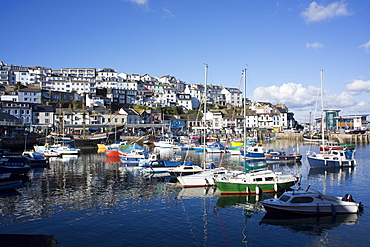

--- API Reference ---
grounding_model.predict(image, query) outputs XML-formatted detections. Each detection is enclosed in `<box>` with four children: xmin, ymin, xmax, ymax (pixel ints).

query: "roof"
<box><xmin>32</xmin><ymin>105</ymin><xmax>55</xmax><ymax>112</ymax></box>
<box><xmin>0</xmin><ymin>111</ymin><xmax>20</xmax><ymax>121</ymax></box>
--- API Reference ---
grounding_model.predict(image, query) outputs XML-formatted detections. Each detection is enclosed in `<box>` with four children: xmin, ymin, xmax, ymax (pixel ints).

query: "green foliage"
<box><xmin>72</xmin><ymin>100</ymin><xmax>81</xmax><ymax>108</ymax></box>
<box><xmin>12</xmin><ymin>82</ymin><xmax>27</xmax><ymax>91</ymax></box>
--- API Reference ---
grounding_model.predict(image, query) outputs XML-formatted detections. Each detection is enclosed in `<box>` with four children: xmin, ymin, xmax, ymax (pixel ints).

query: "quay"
<box><xmin>2</xmin><ymin>131</ymin><xmax>369</xmax><ymax>152</ymax></box>
<box><xmin>118</xmin><ymin>131</ymin><xmax>370</xmax><ymax>145</ymax></box>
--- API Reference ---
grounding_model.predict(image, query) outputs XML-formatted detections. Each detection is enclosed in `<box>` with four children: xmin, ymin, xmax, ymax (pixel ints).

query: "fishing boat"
<box><xmin>260</xmin><ymin>186</ymin><xmax>363</xmax><ymax>215</ymax></box>
<box><xmin>214</xmin><ymin>169</ymin><xmax>300</xmax><ymax>195</ymax></box>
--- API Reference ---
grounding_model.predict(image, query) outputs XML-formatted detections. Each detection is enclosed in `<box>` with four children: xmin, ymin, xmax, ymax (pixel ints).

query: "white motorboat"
<box><xmin>177</xmin><ymin>168</ymin><xmax>243</xmax><ymax>188</ymax></box>
<box><xmin>261</xmin><ymin>186</ymin><xmax>363</xmax><ymax>215</ymax></box>
<box><xmin>54</xmin><ymin>145</ymin><xmax>81</xmax><ymax>155</ymax></box>
<box><xmin>153</xmin><ymin>138</ymin><xmax>178</xmax><ymax>148</ymax></box>
<box><xmin>168</xmin><ymin>164</ymin><xmax>204</xmax><ymax>176</ymax></box>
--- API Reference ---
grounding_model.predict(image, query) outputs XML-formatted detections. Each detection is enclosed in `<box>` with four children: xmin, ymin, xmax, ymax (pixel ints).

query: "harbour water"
<box><xmin>0</xmin><ymin>140</ymin><xmax>369</xmax><ymax>247</ymax></box>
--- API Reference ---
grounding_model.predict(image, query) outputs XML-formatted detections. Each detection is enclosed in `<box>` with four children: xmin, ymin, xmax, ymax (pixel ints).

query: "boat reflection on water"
<box><xmin>260</xmin><ymin>212</ymin><xmax>359</xmax><ymax>236</ymax></box>
<box><xmin>308</xmin><ymin>167</ymin><xmax>355</xmax><ymax>179</ymax></box>
<box><xmin>176</xmin><ymin>186</ymin><xmax>219</xmax><ymax>199</ymax></box>
<box><xmin>105</xmin><ymin>156</ymin><xmax>121</xmax><ymax>164</ymax></box>
<box><xmin>216</xmin><ymin>193</ymin><xmax>281</xmax><ymax>213</ymax></box>
<box><xmin>49</xmin><ymin>155</ymin><xmax>79</xmax><ymax>164</ymax></box>
<box><xmin>243</xmin><ymin>159</ymin><xmax>268</xmax><ymax>172</ymax></box>
<box><xmin>267</xmin><ymin>160</ymin><xmax>302</xmax><ymax>169</ymax></box>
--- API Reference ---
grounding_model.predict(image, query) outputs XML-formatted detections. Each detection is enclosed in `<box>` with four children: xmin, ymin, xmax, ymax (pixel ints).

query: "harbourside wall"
<box><xmin>117</xmin><ymin>132</ymin><xmax>370</xmax><ymax>145</ymax></box>
<box><xmin>274</xmin><ymin>132</ymin><xmax>370</xmax><ymax>144</ymax></box>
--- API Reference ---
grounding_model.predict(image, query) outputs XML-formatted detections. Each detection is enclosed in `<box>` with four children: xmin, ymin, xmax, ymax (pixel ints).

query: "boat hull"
<box><xmin>265</xmin><ymin>154</ymin><xmax>296</xmax><ymax>163</ymax></box>
<box><xmin>261</xmin><ymin>203</ymin><xmax>360</xmax><ymax>215</ymax></box>
<box><xmin>307</xmin><ymin>156</ymin><xmax>355</xmax><ymax>168</ymax></box>
<box><xmin>240</xmin><ymin>151</ymin><xmax>265</xmax><ymax>159</ymax></box>
<box><xmin>215</xmin><ymin>181</ymin><xmax>296</xmax><ymax>195</ymax></box>
<box><xmin>0</xmin><ymin>180</ymin><xmax>21</xmax><ymax>191</ymax></box>
<box><xmin>105</xmin><ymin>149</ymin><xmax>120</xmax><ymax>157</ymax></box>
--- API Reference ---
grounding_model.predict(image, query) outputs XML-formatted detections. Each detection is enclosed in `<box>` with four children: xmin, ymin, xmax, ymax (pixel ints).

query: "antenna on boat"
<box><xmin>305</xmin><ymin>185</ymin><xmax>311</xmax><ymax>191</ymax></box>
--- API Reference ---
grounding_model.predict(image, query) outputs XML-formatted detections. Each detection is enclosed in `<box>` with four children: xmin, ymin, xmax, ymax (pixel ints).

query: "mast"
<box><xmin>203</xmin><ymin>64</ymin><xmax>208</xmax><ymax>169</ymax></box>
<box><xmin>82</xmin><ymin>93</ymin><xmax>87</xmax><ymax>140</ymax></box>
<box><xmin>243</xmin><ymin>68</ymin><xmax>247</xmax><ymax>162</ymax></box>
<box><xmin>320</xmin><ymin>69</ymin><xmax>325</xmax><ymax>146</ymax></box>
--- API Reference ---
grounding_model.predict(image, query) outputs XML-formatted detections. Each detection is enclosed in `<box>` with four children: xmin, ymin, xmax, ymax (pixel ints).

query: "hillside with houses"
<box><xmin>0</xmin><ymin>60</ymin><xmax>300</xmax><ymax>140</ymax></box>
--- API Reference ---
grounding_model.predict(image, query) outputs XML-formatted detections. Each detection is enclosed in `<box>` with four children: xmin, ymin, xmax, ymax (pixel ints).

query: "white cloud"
<box><xmin>359</xmin><ymin>40</ymin><xmax>370</xmax><ymax>53</ymax></box>
<box><xmin>324</xmin><ymin>92</ymin><xmax>356</xmax><ymax>108</ymax></box>
<box><xmin>301</xmin><ymin>1</ymin><xmax>352</xmax><ymax>23</ymax></box>
<box><xmin>163</xmin><ymin>8</ymin><xmax>175</xmax><ymax>18</ymax></box>
<box><xmin>253</xmin><ymin>82</ymin><xmax>356</xmax><ymax>110</ymax></box>
<box><xmin>253</xmin><ymin>83</ymin><xmax>319</xmax><ymax>110</ymax></box>
<box><xmin>253</xmin><ymin>82</ymin><xmax>370</xmax><ymax>123</ymax></box>
<box><xmin>306</xmin><ymin>42</ymin><xmax>324</xmax><ymax>49</ymax></box>
<box><xmin>125</xmin><ymin>0</ymin><xmax>148</xmax><ymax>5</ymax></box>
<box><xmin>346</xmin><ymin>79</ymin><xmax>370</xmax><ymax>95</ymax></box>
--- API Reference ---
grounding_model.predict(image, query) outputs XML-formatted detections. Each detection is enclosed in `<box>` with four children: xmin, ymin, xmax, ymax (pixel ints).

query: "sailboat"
<box><xmin>177</xmin><ymin>64</ymin><xmax>237</xmax><ymax>188</ymax></box>
<box><xmin>306</xmin><ymin>70</ymin><xmax>356</xmax><ymax>168</ymax></box>
<box><xmin>214</xmin><ymin>68</ymin><xmax>300</xmax><ymax>195</ymax></box>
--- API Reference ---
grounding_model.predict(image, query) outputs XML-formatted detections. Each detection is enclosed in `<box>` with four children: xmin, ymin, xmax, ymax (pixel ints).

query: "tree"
<box><xmin>13</xmin><ymin>81</ymin><xmax>26</xmax><ymax>91</ymax></box>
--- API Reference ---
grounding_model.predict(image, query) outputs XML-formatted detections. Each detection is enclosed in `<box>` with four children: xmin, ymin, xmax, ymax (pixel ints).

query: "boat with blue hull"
<box><xmin>140</xmin><ymin>159</ymin><xmax>185</xmax><ymax>174</ymax></box>
<box><xmin>0</xmin><ymin>180</ymin><xmax>22</xmax><ymax>191</ymax></box>
<box><xmin>306</xmin><ymin>70</ymin><xmax>357</xmax><ymax>169</ymax></box>
<box><xmin>240</xmin><ymin>145</ymin><xmax>265</xmax><ymax>159</ymax></box>
<box><xmin>306</xmin><ymin>149</ymin><xmax>356</xmax><ymax>168</ymax></box>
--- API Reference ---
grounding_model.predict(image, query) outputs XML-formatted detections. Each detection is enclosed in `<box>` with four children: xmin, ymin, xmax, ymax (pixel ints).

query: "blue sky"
<box><xmin>1</xmin><ymin>0</ymin><xmax>370</xmax><ymax>122</ymax></box>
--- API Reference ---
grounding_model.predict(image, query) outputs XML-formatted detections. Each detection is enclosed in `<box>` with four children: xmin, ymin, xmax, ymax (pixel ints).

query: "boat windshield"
<box><xmin>290</xmin><ymin>197</ymin><xmax>314</xmax><ymax>203</ymax></box>
<box><xmin>279</xmin><ymin>195</ymin><xmax>291</xmax><ymax>202</ymax></box>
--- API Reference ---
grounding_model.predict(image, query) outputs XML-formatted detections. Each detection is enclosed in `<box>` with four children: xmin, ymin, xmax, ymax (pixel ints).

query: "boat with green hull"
<box><xmin>215</xmin><ymin>170</ymin><xmax>300</xmax><ymax>195</ymax></box>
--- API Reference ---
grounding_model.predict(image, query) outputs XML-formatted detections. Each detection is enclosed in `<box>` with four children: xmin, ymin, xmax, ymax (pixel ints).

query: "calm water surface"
<box><xmin>0</xmin><ymin>140</ymin><xmax>369</xmax><ymax>247</ymax></box>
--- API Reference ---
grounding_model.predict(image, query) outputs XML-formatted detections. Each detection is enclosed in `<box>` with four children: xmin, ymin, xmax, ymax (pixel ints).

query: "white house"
<box><xmin>18</xmin><ymin>88</ymin><xmax>42</xmax><ymax>103</ymax></box>
<box><xmin>221</xmin><ymin>87</ymin><xmax>242</xmax><ymax>107</ymax></box>
<box><xmin>176</xmin><ymin>94</ymin><xmax>193</xmax><ymax>110</ymax></box>
<box><xmin>118</xmin><ymin>108</ymin><xmax>141</xmax><ymax>124</ymax></box>
<box><xmin>97</xmin><ymin>68</ymin><xmax>117</xmax><ymax>79</ymax></box>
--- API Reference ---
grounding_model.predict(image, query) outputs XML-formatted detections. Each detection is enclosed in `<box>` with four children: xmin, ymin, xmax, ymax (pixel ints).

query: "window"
<box><xmin>279</xmin><ymin>195</ymin><xmax>291</xmax><ymax>202</ymax></box>
<box><xmin>290</xmin><ymin>197</ymin><xmax>314</xmax><ymax>203</ymax></box>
